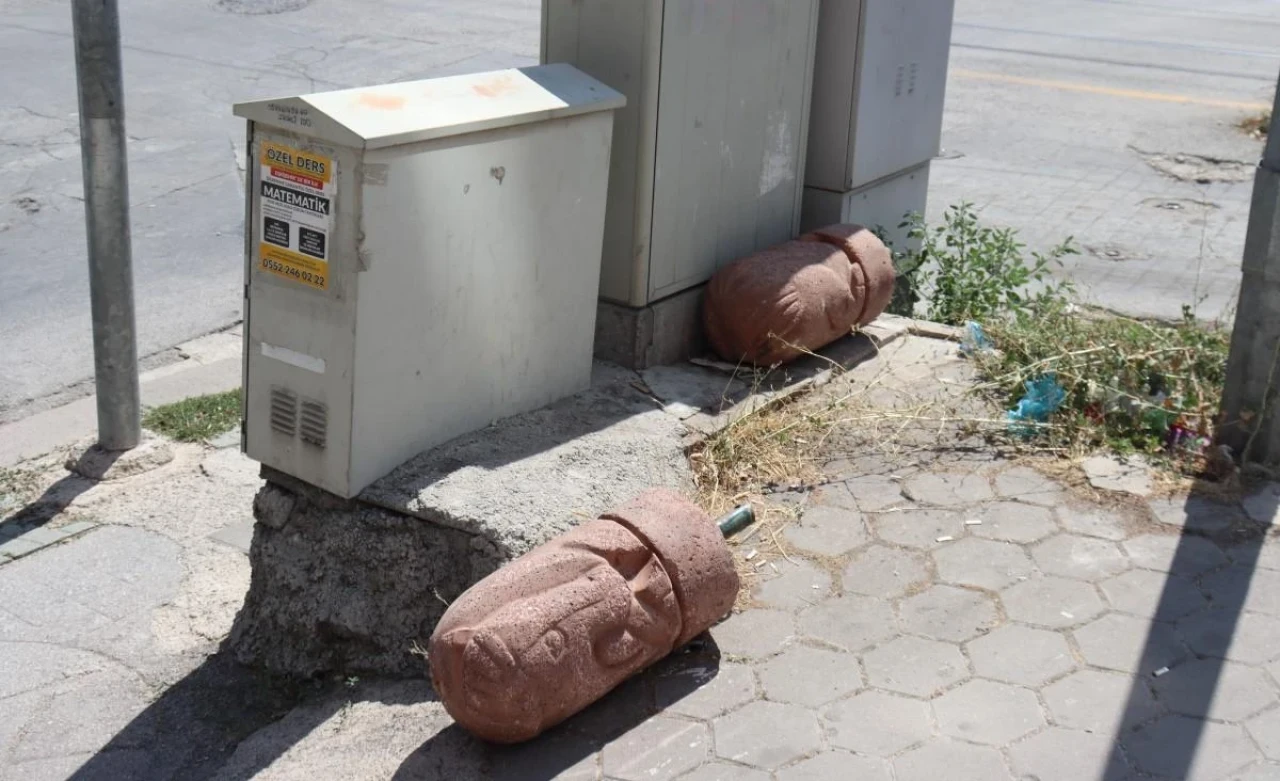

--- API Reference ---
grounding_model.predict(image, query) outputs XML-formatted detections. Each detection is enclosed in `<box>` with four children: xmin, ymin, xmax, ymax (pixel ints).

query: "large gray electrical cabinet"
<box><xmin>542</xmin><ymin>0</ymin><xmax>821</xmax><ymax>367</ymax></box>
<box><xmin>233</xmin><ymin>65</ymin><xmax>624</xmax><ymax>498</ymax></box>
<box><xmin>802</xmin><ymin>0</ymin><xmax>956</xmax><ymax>246</ymax></box>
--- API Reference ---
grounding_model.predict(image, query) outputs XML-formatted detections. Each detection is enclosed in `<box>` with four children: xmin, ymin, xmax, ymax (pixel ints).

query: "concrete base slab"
<box><xmin>66</xmin><ymin>435</ymin><xmax>175</xmax><ymax>481</ymax></box>
<box><xmin>228</xmin><ymin>364</ymin><xmax>696</xmax><ymax>677</ymax></box>
<box><xmin>595</xmin><ymin>287</ymin><xmax>706</xmax><ymax>369</ymax></box>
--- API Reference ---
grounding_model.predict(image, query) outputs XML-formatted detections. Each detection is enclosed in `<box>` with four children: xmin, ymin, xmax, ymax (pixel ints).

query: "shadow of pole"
<box><xmin>1103</xmin><ymin>487</ymin><xmax>1271</xmax><ymax>779</ymax></box>
<box><xmin>0</xmin><ymin>447</ymin><xmax>122</xmax><ymax>539</ymax></box>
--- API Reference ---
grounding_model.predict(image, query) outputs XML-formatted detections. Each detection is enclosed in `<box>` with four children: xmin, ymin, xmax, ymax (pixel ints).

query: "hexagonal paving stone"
<box><xmin>1008</xmin><ymin>727</ymin><xmax>1129</xmax><ymax>781</ymax></box>
<box><xmin>1153</xmin><ymin>658</ymin><xmax>1279</xmax><ymax>722</ymax></box>
<box><xmin>679</xmin><ymin>762</ymin><xmax>771</xmax><ymax>781</ymax></box>
<box><xmin>713</xmin><ymin>701</ymin><xmax>821</xmax><ymax>771</ymax></box>
<box><xmin>970</xmin><ymin>502</ymin><xmax>1058</xmax><ymax>544</ymax></box>
<box><xmin>1124</xmin><ymin>715</ymin><xmax>1260</xmax><ymax>781</ymax></box>
<box><xmin>994</xmin><ymin>466</ymin><xmax>1064</xmax><ymax>507</ymax></box>
<box><xmin>869</xmin><ymin>508</ymin><xmax>966</xmax><ymax>550</ymax></box>
<box><xmin>967</xmin><ymin>625</ymin><xmax>1075</xmax><ymax>686</ymax></box>
<box><xmin>1180</xmin><ymin>610</ymin><xmax>1280</xmax><ymax>665</ymax></box>
<box><xmin>712</xmin><ymin>610</ymin><xmax>796</xmax><ymax>660</ymax></box>
<box><xmin>1229</xmin><ymin>543</ymin><xmax>1280</xmax><ymax>574</ymax></box>
<box><xmin>1032</xmin><ymin>534</ymin><xmax>1129</xmax><ymax>582</ymax></box>
<box><xmin>843</xmin><ymin>545</ymin><xmax>929</xmax><ymax>599</ymax></box>
<box><xmin>1075</xmin><ymin>613</ymin><xmax>1187</xmax><ymax>673</ymax></box>
<box><xmin>776</xmin><ymin>751</ymin><xmax>893</xmax><ymax>781</ymax></box>
<box><xmin>1124</xmin><ymin>533</ymin><xmax>1228</xmax><ymax>577</ymax></box>
<box><xmin>1001</xmin><ymin>575</ymin><xmax>1105</xmax><ymax>629</ymax></box>
<box><xmin>797</xmin><ymin>594</ymin><xmax>897</xmax><ymax>653</ymax></box>
<box><xmin>758</xmin><ymin>645</ymin><xmax>863</xmax><ymax>707</ymax></box>
<box><xmin>1248</xmin><ymin>709</ymin><xmax>1280</xmax><ymax>761</ymax></box>
<box><xmin>654</xmin><ymin>661</ymin><xmax>756</xmax><ymax>720</ymax></box>
<box><xmin>810</xmin><ymin>482</ymin><xmax>859</xmax><ymax>510</ymax></box>
<box><xmin>902</xmin><ymin>472</ymin><xmax>994</xmax><ymax>507</ymax></box>
<box><xmin>1148</xmin><ymin>495</ymin><xmax>1246</xmax><ymax>534</ymax></box>
<box><xmin>1043</xmin><ymin>669</ymin><xmax>1159</xmax><ymax>733</ymax></box>
<box><xmin>1056</xmin><ymin>503</ymin><xmax>1130</xmax><ymax>541</ymax></box>
<box><xmin>846</xmin><ymin>475</ymin><xmax>907</xmax><ymax>512</ymax></box>
<box><xmin>934</xmin><ymin>538</ymin><xmax>1034</xmax><ymax>591</ymax></box>
<box><xmin>784</xmin><ymin>504</ymin><xmax>869</xmax><ymax>557</ymax></box>
<box><xmin>601</xmin><ymin>716</ymin><xmax>710</xmax><ymax>781</ymax></box>
<box><xmin>1233</xmin><ymin>763</ymin><xmax>1280</xmax><ymax>781</ymax></box>
<box><xmin>823</xmin><ymin>690</ymin><xmax>933</xmax><ymax>756</ymax></box>
<box><xmin>893</xmin><ymin>739</ymin><xmax>1013</xmax><ymax>781</ymax></box>
<box><xmin>933</xmin><ymin>679</ymin><xmax>1044</xmax><ymax>746</ymax></box>
<box><xmin>752</xmin><ymin>558</ymin><xmax>832</xmax><ymax>611</ymax></box>
<box><xmin>898</xmin><ymin>585</ymin><xmax>1000</xmax><ymax>642</ymax></box>
<box><xmin>489</xmin><ymin>730</ymin><xmax>600</xmax><ymax>781</ymax></box>
<box><xmin>1202</xmin><ymin>566</ymin><xmax>1280</xmax><ymax>618</ymax></box>
<box><xmin>1099</xmin><ymin>568</ymin><xmax>1207</xmax><ymax>622</ymax></box>
<box><xmin>1245</xmin><ymin>483</ymin><xmax>1280</xmax><ymax>526</ymax></box>
<box><xmin>864</xmin><ymin>636</ymin><xmax>969</xmax><ymax>697</ymax></box>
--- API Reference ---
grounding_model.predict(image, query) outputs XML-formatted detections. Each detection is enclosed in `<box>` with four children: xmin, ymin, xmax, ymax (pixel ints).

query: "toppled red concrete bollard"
<box><xmin>703</xmin><ymin>223</ymin><xmax>895</xmax><ymax>366</ymax></box>
<box><xmin>428</xmin><ymin>489</ymin><xmax>739</xmax><ymax>744</ymax></box>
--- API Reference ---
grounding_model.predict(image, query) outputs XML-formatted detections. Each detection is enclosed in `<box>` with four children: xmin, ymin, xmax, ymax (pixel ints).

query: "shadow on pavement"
<box><xmin>394</xmin><ymin>634</ymin><xmax>725</xmax><ymax>781</ymax></box>
<box><xmin>65</xmin><ymin>653</ymin><xmax>315</xmax><ymax>781</ymax></box>
<box><xmin>0</xmin><ymin>447</ymin><xmax>117</xmax><ymax>538</ymax></box>
<box><xmin>1104</xmin><ymin>482</ymin><xmax>1275</xmax><ymax>779</ymax></box>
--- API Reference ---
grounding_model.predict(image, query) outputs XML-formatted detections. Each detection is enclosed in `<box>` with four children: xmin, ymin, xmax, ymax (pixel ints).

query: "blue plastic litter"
<box><xmin>1007</xmin><ymin>374</ymin><xmax>1066</xmax><ymax>435</ymax></box>
<box><xmin>959</xmin><ymin>321</ymin><xmax>994</xmax><ymax>356</ymax></box>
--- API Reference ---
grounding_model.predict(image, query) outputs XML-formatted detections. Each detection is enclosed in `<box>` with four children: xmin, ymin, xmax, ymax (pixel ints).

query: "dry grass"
<box><xmin>686</xmin><ymin>335</ymin><xmax>1016</xmax><ymax>611</ymax></box>
<box><xmin>1240</xmin><ymin>110</ymin><xmax>1271</xmax><ymax>140</ymax></box>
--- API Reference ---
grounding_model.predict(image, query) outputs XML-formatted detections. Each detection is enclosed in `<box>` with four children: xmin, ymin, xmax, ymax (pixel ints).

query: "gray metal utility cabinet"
<box><xmin>802</xmin><ymin>0</ymin><xmax>957</xmax><ymax>246</ymax></box>
<box><xmin>542</xmin><ymin>0</ymin><xmax>822</xmax><ymax>368</ymax></box>
<box><xmin>233</xmin><ymin>64</ymin><xmax>624</xmax><ymax>498</ymax></box>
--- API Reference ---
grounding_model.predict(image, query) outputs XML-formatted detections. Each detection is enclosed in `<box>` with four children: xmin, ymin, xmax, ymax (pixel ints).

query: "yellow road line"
<box><xmin>952</xmin><ymin>68</ymin><xmax>1270</xmax><ymax>111</ymax></box>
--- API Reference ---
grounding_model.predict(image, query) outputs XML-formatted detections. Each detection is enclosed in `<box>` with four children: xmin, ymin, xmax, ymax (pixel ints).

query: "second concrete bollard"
<box><xmin>428</xmin><ymin>489</ymin><xmax>742</xmax><ymax>743</ymax></box>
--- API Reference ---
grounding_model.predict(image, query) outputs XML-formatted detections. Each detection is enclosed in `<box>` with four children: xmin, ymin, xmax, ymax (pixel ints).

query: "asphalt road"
<box><xmin>935</xmin><ymin>0</ymin><xmax>1280</xmax><ymax>321</ymax></box>
<box><xmin>2</xmin><ymin>0</ymin><xmax>1279</xmax><ymax>420</ymax></box>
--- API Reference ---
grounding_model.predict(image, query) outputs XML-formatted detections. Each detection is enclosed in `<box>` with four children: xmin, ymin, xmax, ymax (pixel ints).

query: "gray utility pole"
<box><xmin>72</xmin><ymin>0</ymin><xmax>140</xmax><ymax>451</ymax></box>
<box><xmin>1222</xmin><ymin>71</ymin><xmax>1280</xmax><ymax>465</ymax></box>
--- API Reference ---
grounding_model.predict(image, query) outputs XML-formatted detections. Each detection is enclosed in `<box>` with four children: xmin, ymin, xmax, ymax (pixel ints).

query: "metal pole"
<box><xmin>72</xmin><ymin>0</ymin><xmax>140</xmax><ymax>451</ymax></box>
<box><xmin>1221</xmin><ymin>70</ymin><xmax>1280</xmax><ymax>464</ymax></box>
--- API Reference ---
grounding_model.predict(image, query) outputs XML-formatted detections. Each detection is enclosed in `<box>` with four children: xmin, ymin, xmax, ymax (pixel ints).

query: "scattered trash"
<box><xmin>935</xmin><ymin>535</ymin><xmax>955</xmax><ymax>543</ymax></box>
<box><xmin>1007</xmin><ymin>374</ymin><xmax>1067</xmax><ymax>436</ymax></box>
<box><xmin>1153</xmin><ymin>666</ymin><xmax>1171</xmax><ymax>678</ymax></box>
<box><xmin>959</xmin><ymin>321</ymin><xmax>994</xmax><ymax>356</ymax></box>
<box><xmin>964</xmin><ymin>519</ymin><xmax>983</xmax><ymax>526</ymax></box>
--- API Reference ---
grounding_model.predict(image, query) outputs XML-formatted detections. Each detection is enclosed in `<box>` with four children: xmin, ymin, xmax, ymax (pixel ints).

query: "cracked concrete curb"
<box><xmin>0</xmin><ymin>325</ymin><xmax>243</xmax><ymax>468</ymax></box>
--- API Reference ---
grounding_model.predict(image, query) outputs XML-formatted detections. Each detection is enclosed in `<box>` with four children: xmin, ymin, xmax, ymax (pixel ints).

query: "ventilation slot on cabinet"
<box><xmin>270</xmin><ymin>387</ymin><xmax>297</xmax><ymax>437</ymax></box>
<box><xmin>300</xmin><ymin>399</ymin><xmax>328</xmax><ymax>449</ymax></box>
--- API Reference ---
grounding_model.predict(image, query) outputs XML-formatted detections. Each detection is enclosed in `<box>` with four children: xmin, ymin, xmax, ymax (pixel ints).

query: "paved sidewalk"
<box><xmin>3</xmin><ymin>336</ymin><xmax>1280</xmax><ymax>780</ymax></box>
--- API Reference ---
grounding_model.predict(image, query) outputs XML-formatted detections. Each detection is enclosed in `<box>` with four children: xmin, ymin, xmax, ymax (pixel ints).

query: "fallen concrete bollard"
<box><xmin>428</xmin><ymin>490</ymin><xmax>748</xmax><ymax>743</ymax></box>
<box><xmin>703</xmin><ymin>223</ymin><xmax>895</xmax><ymax>366</ymax></box>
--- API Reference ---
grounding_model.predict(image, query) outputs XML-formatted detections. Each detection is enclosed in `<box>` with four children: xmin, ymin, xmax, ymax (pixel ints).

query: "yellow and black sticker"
<box><xmin>260</xmin><ymin>141</ymin><xmax>332</xmax><ymax>187</ymax></box>
<box><xmin>260</xmin><ymin>245</ymin><xmax>328</xmax><ymax>291</ymax></box>
<box><xmin>257</xmin><ymin>139</ymin><xmax>336</xmax><ymax>293</ymax></box>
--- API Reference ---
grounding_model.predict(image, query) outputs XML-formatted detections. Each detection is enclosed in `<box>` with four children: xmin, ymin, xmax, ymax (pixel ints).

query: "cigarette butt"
<box><xmin>965</xmin><ymin>519</ymin><xmax>983</xmax><ymax>526</ymax></box>
<box><xmin>1153</xmin><ymin>667</ymin><xmax>1170</xmax><ymax>677</ymax></box>
<box><xmin>935</xmin><ymin>535</ymin><xmax>955</xmax><ymax>543</ymax></box>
